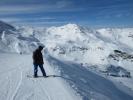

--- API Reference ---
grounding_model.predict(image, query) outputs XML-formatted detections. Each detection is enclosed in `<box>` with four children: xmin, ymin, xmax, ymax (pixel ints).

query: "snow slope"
<box><xmin>0</xmin><ymin>53</ymin><xmax>81</xmax><ymax>100</ymax></box>
<box><xmin>0</xmin><ymin>20</ymin><xmax>16</xmax><ymax>33</ymax></box>
<box><xmin>0</xmin><ymin>52</ymin><xmax>133</xmax><ymax>100</ymax></box>
<box><xmin>45</xmin><ymin>51</ymin><xmax>133</xmax><ymax>100</ymax></box>
<box><xmin>0</xmin><ymin>21</ymin><xmax>41</xmax><ymax>53</ymax></box>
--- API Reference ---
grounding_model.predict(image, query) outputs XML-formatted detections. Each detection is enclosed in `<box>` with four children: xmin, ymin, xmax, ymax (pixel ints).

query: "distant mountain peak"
<box><xmin>0</xmin><ymin>20</ymin><xmax>16</xmax><ymax>33</ymax></box>
<box><xmin>62</xmin><ymin>23</ymin><xmax>79</xmax><ymax>28</ymax></box>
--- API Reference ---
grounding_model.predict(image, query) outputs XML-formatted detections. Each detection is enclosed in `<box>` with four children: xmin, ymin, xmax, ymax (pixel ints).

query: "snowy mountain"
<box><xmin>0</xmin><ymin>21</ymin><xmax>133</xmax><ymax>100</ymax></box>
<box><xmin>0</xmin><ymin>22</ymin><xmax>41</xmax><ymax>53</ymax></box>
<box><xmin>0</xmin><ymin>21</ymin><xmax>133</xmax><ymax>78</ymax></box>
<box><xmin>0</xmin><ymin>20</ymin><xmax>16</xmax><ymax>33</ymax></box>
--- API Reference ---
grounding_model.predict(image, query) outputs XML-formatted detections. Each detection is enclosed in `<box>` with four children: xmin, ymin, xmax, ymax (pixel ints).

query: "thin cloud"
<box><xmin>0</xmin><ymin>1</ymin><xmax>84</xmax><ymax>15</ymax></box>
<box><xmin>55</xmin><ymin>0</ymin><xmax>73</xmax><ymax>8</ymax></box>
<box><xmin>0</xmin><ymin>16</ymin><xmax>57</xmax><ymax>23</ymax></box>
<box><xmin>0</xmin><ymin>4</ymin><xmax>45</xmax><ymax>14</ymax></box>
<box><xmin>0</xmin><ymin>17</ymin><xmax>22</xmax><ymax>23</ymax></box>
<box><xmin>13</xmin><ymin>21</ymin><xmax>69</xmax><ymax>27</ymax></box>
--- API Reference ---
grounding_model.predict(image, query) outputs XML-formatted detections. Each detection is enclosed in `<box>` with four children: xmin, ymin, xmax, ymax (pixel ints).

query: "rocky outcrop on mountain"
<box><xmin>108</xmin><ymin>50</ymin><xmax>133</xmax><ymax>61</ymax></box>
<box><xmin>106</xmin><ymin>65</ymin><xmax>131</xmax><ymax>77</ymax></box>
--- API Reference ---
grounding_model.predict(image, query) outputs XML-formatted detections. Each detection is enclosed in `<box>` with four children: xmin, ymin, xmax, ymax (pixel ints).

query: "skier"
<box><xmin>32</xmin><ymin>45</ymin><xmax>47</xmax><ymax>78</ymax></box>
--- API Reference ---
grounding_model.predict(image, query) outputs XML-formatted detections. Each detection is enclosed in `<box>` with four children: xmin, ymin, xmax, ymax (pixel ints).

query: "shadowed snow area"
<box><xmin>46</xmin><ymin>54</ymin><xmax>133</xmax><ymax>100</ymax></box>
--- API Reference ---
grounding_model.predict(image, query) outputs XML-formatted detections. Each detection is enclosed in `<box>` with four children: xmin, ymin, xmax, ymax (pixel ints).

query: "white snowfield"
<box><xmin>0</xmin><ymin>52</ymin><xmax>133</xmax><ymax>100</ymax></box>
<box><xmin>0</xmin><ymin>53</ymin><xmax>81</xmax><ymax>100</ymax></box>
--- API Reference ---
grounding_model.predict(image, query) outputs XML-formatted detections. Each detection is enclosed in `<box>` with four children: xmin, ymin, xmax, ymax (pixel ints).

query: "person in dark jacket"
<box><xmin>33</xmin><ymin>46</ymin><xmax>47</xmax><ymax>77</ymax></box>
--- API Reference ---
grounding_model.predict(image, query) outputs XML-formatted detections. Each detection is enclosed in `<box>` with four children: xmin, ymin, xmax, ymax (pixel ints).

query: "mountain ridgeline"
<box><xmin>0</xmin><ymin>21</ymin><xmax>133</xmax><ymax>77</ymax></box>
<box><xmin>0</xmin><ymin>21</ymin><xmax>16</xmax><ymax>33</ymax></box>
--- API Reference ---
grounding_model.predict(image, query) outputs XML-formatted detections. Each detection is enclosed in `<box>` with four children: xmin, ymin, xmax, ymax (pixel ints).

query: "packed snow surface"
<box><xmin>0</xmin><ymin>53</ymin><xmax>81</xmax><ymax>100</ymax></box>
<box><xmin>0</xmin><ymin>52</ymin><xmax>133</xmax><ymax>100</ymax></box>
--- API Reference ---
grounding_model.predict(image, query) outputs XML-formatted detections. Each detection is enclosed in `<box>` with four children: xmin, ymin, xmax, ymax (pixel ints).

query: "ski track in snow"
<box><xmin>38</xmin><ymin>80</ymin><xmax>52</xmax><ymax>100</ymax></box>
<box><xmin>10</xmin><ymin>70</ymin><xmax>23</xmax><ymax>100</ymax></box>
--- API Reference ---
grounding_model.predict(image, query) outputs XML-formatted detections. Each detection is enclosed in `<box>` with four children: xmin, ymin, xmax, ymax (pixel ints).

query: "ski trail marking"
<box><xmin>6</xmin><ymin>76</ymin><xmax>11</xmax><ymax>100</ymax></box>
<box><xmin>10</xmin><ymin>70</ymin><xmax>23</xmax><ymax>100</ymax></box>
<box><xmin>38</xmin><ymin>80</ymin><xmax>52</xmax><ymax>100</ymax></box>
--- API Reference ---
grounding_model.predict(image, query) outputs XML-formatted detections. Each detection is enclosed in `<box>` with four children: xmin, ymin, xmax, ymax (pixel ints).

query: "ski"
<box><xmin>27</xmin><ymin>75</ymin><xmax>56</xmax><ymax>78</ymax></box>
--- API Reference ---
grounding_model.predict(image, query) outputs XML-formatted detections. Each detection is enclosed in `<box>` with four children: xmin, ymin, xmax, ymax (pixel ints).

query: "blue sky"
<box><xmin>0</xmin><ymin>0</ymin><xmax>133</xmax><ymax>27</ymax></box>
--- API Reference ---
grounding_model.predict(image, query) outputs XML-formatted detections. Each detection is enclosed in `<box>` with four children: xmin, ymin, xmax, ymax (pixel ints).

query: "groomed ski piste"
<box><xmin>0</xmin><ymin>53</ymin><xmax>81</xmax><ymax>100</ymax></box>
<box><xmin>0</xmin><ymin>52</ymin><xmax>133</xmax><ymax>100</ymax></box>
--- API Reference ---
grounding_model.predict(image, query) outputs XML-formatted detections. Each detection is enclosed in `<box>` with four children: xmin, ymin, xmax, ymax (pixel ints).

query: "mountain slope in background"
<box><xmin>0</xmin><ymin>21</ymin><xmax>41</xmax><ymax>53</ymax></box>
<box><xmin>0</xmin><ymin>20</ymin><xmax>16</xmax><ymax>33</ymax></box>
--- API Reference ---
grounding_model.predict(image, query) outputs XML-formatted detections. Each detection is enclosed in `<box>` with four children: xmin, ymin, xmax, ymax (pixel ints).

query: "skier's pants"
<box><xmin>34</xmin><ymin>64</ymin><xmax>46</xmax><ymax>76</ymax></box>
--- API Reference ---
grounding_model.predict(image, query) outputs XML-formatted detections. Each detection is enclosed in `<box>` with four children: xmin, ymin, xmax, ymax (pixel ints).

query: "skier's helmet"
<box><xmin>38</xmin><ymin>45</ymin><xmax>44</xmax><ymax>50</ymax></box>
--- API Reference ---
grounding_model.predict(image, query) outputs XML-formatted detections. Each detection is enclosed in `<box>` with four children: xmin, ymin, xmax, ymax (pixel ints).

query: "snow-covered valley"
<box><xmin>0</xmin><ymin>20</ymin><xmax>133</xmax><ymax>100</ymax></box>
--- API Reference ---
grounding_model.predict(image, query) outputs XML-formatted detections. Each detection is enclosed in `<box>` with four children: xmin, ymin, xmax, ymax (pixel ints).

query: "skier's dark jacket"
<box><xmin>33</xmin><ymin>48</ymin><xmax>44</xmax><ymax>64</ymax></box>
